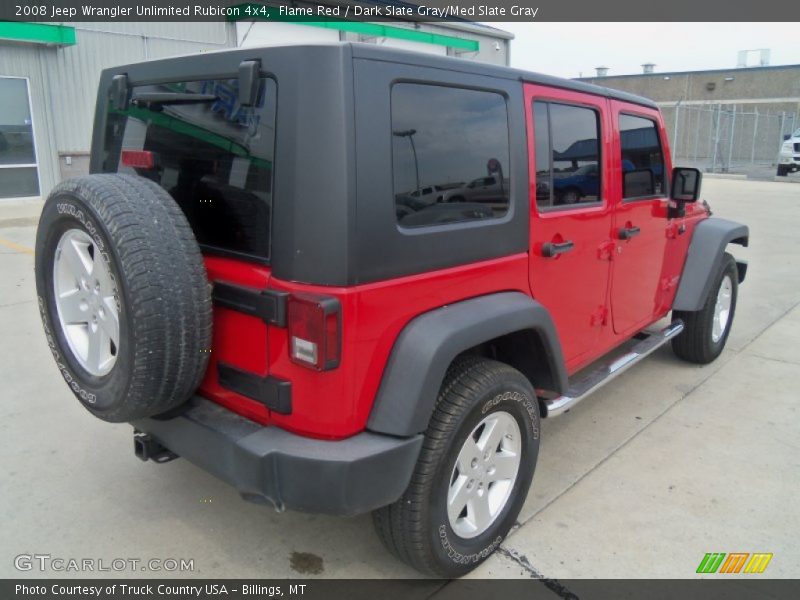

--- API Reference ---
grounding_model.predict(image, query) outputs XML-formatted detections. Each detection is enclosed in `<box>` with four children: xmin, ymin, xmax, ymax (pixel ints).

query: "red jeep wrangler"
<box><xmin>35</xmin><ymin>44</ymin><xmax>748</xmax><ymax>576</ymax></box>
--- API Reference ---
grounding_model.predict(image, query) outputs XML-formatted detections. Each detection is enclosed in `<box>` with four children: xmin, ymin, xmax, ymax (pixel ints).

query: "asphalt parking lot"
<box><xmin>1</xmin><ymin>178</ymin><xmax>798</xmax><ymax>581</ymax></box>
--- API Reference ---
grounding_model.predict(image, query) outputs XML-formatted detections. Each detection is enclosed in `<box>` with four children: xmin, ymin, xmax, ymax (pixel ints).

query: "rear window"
<box><xmin>102</xmin><ymin>77</ymin><xmax>276</xmax><ymax>261</ymax></box>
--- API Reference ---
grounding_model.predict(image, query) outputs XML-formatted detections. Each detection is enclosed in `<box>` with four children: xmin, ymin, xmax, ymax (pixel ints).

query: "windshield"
<box><xmin>102</xmin><ymin>77</ymin><xmax>277</xmax><ymax>261</ymax></box>
<box><xmin>793</xmin><ymin>128</ymin><xmax>800</xmax><ymax>138</ymax></box>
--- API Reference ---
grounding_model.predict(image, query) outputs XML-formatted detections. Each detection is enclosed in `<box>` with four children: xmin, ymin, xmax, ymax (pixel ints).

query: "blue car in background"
<box><xmin>553</xmin><ymin>163</ymin><xmax>600</xmax><ymax>204</ymax></box>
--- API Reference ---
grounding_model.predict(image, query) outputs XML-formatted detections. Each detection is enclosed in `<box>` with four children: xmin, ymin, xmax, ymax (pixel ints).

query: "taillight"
<box><xmin>287</xmin><ymin>294</ymin><xmax>341</xmax><ymax>371</ymax></box>
<box><xmin>121</xmin><ymin>150</ymin><xmax>155</xmax><ymax>169</ymax></box>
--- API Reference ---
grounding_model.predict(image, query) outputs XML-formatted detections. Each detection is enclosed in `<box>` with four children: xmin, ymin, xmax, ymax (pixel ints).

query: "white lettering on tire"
<box><xmin>481</xmin><ymin>390</ymin><xmax>539</xmax><ymax>440</ymax></box>
<box><xmin>438</xmin><ymin>525</ymin><xmax>503</xmax><ymax>565</ymax></box>
<box><xmin>38</xmin><ymin>296</ymin><xmax>97</xmax><ymax>404</ymax></box>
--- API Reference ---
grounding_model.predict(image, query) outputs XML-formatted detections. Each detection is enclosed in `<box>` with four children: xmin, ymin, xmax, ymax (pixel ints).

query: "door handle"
<box><xmin>618</xmin><ymin>226</ymin><xmax>641</xmax><ymax>240</ymax></box>
<box><xmin>542</xmin><ymin>240</ymin><xmax>575</xmax><ymax>258</ymax></box>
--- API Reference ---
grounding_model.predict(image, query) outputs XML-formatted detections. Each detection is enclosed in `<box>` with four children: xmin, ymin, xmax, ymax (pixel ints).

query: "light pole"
<box><xmin>393</xmin><ymin>129</ymin><xmax>420</xmax><ymax>195</ymax></box>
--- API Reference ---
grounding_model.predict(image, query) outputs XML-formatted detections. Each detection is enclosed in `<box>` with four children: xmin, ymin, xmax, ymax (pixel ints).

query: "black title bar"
<box><xmin>2</xmin><ymin>0</ymin><xmax>799</xmax><ymax>22</ymax></box>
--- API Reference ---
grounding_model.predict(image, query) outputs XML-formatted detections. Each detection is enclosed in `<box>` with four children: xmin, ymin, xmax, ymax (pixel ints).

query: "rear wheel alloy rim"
<box><xmin>53</xmin><ymin>229</ymin><xmax>120</xmax><ymax>377</ymax></box>
<box><xmin>712</xmin><ymin>275</ymin><xmax>733</xmax><ymax>343</ymax></box>
<box><xmin>447</xmin><ymin>410</ymin><xmax>522</xmax><ymax>539</ymax></box>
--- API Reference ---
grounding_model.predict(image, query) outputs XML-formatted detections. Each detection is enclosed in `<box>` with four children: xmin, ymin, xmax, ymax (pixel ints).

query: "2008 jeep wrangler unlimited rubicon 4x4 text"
<box><xmin>35</xmin><ymin>44</ymin><xmax>748</xmax><ymax>577</ymax></box>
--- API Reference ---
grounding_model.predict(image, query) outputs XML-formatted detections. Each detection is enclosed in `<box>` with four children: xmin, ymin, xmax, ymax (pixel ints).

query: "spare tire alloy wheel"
<box><xmin>35</xmin><ymin>174</ymin><xmax>212</xmax><ymax>422</ymax></box>
<box><xmin>53</xmin><ymin>228</ymin><xmax>120</xmax><ymax>376</ymax></box>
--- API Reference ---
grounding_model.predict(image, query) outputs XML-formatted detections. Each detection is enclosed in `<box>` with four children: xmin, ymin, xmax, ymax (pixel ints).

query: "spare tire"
<box><xmin>35</xmin><ymin>174</ymin><xmax>212</xmax><ymax>422</ymax></box>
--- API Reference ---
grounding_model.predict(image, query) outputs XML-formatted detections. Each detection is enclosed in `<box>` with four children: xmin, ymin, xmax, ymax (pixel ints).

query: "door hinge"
<box><xmin>666</xmin><ymin>223</ymin><xmax>687</xmax><ymax>239</ymax></box>
<box><xmin>590</xmin><ymin>306</ymin><xmax>609</xmax><ymax>327</ymax></box>
<box><xmin>212</xmin><ymin>281</ymin><xmax>288</xmax><ymax>327</ymax></box>
<box><xmin>597</xmin><ymin>240</ymin><xmax>616</xmax><ymax>261</ymax></box>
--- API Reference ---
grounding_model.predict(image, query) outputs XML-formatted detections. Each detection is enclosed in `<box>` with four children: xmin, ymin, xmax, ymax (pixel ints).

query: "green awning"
<box><xmin>0</xmin><ymin>22</ymin><xmax>76</xmax><ymax>46</ymax></box>
<box><xmin>228</xmin><ymin>5</ymin><xmax>479</xmax><ymax>52</ymax></box>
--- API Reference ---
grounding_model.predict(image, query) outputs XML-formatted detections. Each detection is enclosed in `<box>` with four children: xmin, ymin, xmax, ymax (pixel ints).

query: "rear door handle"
<box><xmin>618</xmin><ymin>226</ymin><xmax>641</xmax><ymax>240</ymax></box>
<box><xmin>542</xmin><ymin>240</ymin><xmax>575</xmax><ymax>258</ymax></box>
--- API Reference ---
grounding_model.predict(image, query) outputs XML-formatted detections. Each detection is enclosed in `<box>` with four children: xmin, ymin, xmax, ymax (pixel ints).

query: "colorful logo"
<box><xmin>696</xmin><ymin>552</ymin><xmax>773</xmax><ymax>574</ymax></box>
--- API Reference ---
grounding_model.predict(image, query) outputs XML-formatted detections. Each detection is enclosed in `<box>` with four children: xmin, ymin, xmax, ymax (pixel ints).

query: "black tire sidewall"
<box><xmin>428</xmin><ymin>372</ymin><xmax>540</xmax><ymax>574</ymax></box>
<box><xmin>35</xmin><ymin>191</ymin><xmax>134</xmax><ymax>417</ymax></box>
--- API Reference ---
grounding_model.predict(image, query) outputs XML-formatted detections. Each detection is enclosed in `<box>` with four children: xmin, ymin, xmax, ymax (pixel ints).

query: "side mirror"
<box><xmin>784</xmin><ymin>134</ymin><xmax>791</xmax><ymax>141</ymax></box>
<box><xmin>671</xmin><ymin>167</ymin><xmax>702</xmax><ymax>202</ymax></box>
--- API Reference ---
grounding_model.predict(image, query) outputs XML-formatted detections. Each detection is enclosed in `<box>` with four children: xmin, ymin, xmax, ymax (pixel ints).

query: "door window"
<box><xmin>619</xmin><ymin>114</ymin><xmax>665</xmax><ymax>199</ymax></box>
<box><xmin>0</xmin><ymin>77</ymin><xmax>39</xmax><ymax>198</ymax></box>
<box><xmin>533</xmin><ymin>101</ymin><xmax>601</xmax><ymax>209</ymax></box>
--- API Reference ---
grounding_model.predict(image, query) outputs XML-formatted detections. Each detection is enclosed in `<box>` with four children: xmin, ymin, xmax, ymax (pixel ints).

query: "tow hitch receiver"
<box><xmin>133</xmin><ymin>431</ymin><xmax>178</xmax><ymax>463</ymax></box>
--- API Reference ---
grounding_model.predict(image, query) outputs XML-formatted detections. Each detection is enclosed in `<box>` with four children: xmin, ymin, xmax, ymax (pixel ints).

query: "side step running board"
<box><xmin>544</xmin><ymin>320</ymin><xmax>684</xmax><ymax>417</ymax></box>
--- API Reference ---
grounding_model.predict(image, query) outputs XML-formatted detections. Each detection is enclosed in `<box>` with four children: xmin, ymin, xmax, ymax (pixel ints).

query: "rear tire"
<box><xmin>672</xmin><ymin>252</ymin><xmax>738</xmax><ymax>364</ymax></box>
<box><xmin>372</xmin><ymin>357</ymin><xmax>540</xmax><ymax>577</ymax></box>
<box><xmin>35</xmin><ymin>174</ymin><xmax>212</xmax><ymax>422</ymax></box>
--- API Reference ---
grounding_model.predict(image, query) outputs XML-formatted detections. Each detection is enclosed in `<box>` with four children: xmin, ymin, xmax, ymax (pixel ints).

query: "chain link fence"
<box><xmin>660</xmin><ymin>102</ymin><xmax>798</xmax><ymax>175</ymax></box>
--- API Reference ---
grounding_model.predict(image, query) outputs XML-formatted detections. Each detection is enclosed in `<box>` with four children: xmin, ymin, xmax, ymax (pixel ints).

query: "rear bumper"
<box><xmin>132</xmin><ymin>398</ymin><xmax>423</xmax><ymax>516</ymax></box>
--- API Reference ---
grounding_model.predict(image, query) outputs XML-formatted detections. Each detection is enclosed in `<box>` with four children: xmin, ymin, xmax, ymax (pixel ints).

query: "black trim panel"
<box><xmin>368</xmin><ymin>292</ymin><xmax>567</xmax><ymax>437</ymax></box>
<box><xmin>673</xmin><ymin>217</ymin><xmax>749</xmax><ymax>312</ymax></box>
<box><xmin>218</xmin><ymin>363</ymin><xmax>292</xmax><ymax>415</ymax></box>
<box><xmin>213</xmin><ymin>281</ymin><xmax>288</xmax><ymax>327</ymax></box>
<box><xmin>132</xmin><ymin>397</ymin><xmax>423</xmax><ymax>516</ymax></box>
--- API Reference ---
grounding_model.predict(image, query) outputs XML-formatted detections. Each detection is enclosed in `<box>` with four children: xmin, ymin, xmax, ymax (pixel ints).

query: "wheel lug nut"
<box><xmin>471</xmin><ymin>458</ymin><xmax>478</xmax><ymax>469</ymax></box>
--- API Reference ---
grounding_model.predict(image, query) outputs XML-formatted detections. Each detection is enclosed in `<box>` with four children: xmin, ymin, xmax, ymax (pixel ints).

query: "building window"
<box><xmin>0</xmin><ymin>77</ymin><xmax>40</xmax><ymax>198</ymax></box>
<box><xmin>532</xmin><ymin>101</ymin><xmax>601</xmax><ymax>209</ymax></box>
<box><xmin>391</xmin><ymin>83</ymin><xmax>510</xmax><ymax>228</ymax></box>
<box><xmin>619</xmin><ymin>114</ymin><xmax>665</xmax><ymax>199</ymax></box>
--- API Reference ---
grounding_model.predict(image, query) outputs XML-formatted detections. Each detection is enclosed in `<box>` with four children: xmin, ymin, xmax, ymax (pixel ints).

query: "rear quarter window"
<box><xmin>102</xmin><ymin>77</ymin><xmax>276</xmax><ymax>261</ymax></box>
<box><xmin>391</xmin><ymin>83</ymin><xmax>510</xmax><ymax>228</ymax></box>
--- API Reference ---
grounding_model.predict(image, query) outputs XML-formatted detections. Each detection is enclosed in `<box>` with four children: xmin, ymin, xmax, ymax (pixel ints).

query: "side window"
<box><xmin>619</xmin><ymin>114</ymin><xmax>665</xmax><ymax>199</ymax></box>
<box><xmin>532</xmin><ymin>101</ymin><xmax>551</xmax><ymax>207</ymax></box>
<box><xmin>391</xmin><ymin>83</ymin><xmax>510</xmax><ymax>228</ymax></box>
<box><xmin>533</xmin><ymin>101</ymin><xmax>602</xmax><ymax>209</ymax></box>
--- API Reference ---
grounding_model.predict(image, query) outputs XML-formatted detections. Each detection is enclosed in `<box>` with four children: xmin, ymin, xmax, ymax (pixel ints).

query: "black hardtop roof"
<box><xmin>348</xmin><ymin>42</ymin><xmax>658</xmax><ymax>109</ymax></box>
<box><xmin>107</xmin><ymin>42</ymin><xmax>657</xmax><ymax>110</ymax></box>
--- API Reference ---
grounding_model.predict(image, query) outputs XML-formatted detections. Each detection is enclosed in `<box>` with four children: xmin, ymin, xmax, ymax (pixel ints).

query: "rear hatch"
<box><xmin>99</xmin><ymin>72</ymin><xmax>279</xmax><ymax>425</ymax></box>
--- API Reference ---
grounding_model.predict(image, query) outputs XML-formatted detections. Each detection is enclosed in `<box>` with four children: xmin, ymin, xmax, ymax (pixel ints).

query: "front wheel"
<box><xmin>557</xmin><ymin>188</ymin><xmax>581</xmax><ymax>205</ymax></box>
<box><xmin>672</xmin><ymin>252</ymin><xmax>738</xmax><ymax>364</ymax></box>
<box><xmin>372</xmin><ymin>357</ymin><xmax>540</xmax><ymax>577</ymax></box>
<box><xmin>777</xmin><ymin>165</ymin><xmax>788</xmax><ymax>177</ymax></box>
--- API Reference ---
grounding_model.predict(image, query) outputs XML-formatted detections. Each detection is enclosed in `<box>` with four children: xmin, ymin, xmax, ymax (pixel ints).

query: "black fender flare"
<box><xmin>367</xmin><ymin>292</ymin><xmax>568</xmax><ymax>437</ymax></box>
<box><xmin>673</xmin><ymin>217</ymin><xmax>749</xmax><ymax>312</ymax></box>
